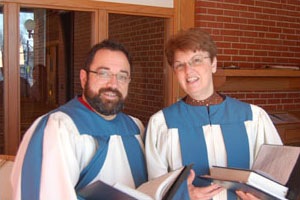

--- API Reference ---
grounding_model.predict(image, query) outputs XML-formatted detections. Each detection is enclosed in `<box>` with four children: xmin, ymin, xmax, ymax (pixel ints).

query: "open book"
<box><xmin>77</xmin><ymin>164</ymin><xmax>193</xmax><ymax>200</ymax></box>
<box><xmin>203</xmin><ymin>145</ymin><xmax>300</xmax><ymax>200</ymax></box>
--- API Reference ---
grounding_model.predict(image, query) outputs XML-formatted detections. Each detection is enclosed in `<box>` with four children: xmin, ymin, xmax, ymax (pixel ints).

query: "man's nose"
<box><xmin>106</xmin><ymin>74</ymin><xmax>118</xmax><ymax>88</ymax></box>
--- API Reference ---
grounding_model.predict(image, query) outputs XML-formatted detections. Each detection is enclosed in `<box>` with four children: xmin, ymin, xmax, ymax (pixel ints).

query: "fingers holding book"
<box><xmin>236</xmin><ymin>190</ymin><xmax>261</xmax><ymax>200</ymax></box>
<box><xmin>187</xmin><ymin>169</ymin><xmax>224</xmax><ymax>200</ymax></box>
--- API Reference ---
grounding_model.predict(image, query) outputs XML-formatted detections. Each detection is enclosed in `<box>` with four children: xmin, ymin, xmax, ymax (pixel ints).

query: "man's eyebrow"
<box><xmin>120</xmin><ymin>70</ymin><xmax>130</xmax><ymax>75</ymax></box>
<box><xmin>96</xmin><ymin>66</ymin><xmax>129</xmax><ymax>75</ymax></box>
<box><xmin>96</xmin><ymin>66</ymin><xmax>109</xmax><ymax>70</ymax></box>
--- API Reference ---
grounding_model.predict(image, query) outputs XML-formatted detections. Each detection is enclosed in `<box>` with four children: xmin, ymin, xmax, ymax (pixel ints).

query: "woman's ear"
<box><xmin>80</xmin><ymin>69</ymin><xmax>87</xmax><ymax>89</ymax></box>
<box><xmin>211</xmin><ymin>57</ymin><xmax>217</xmax><ymax>73</ymax></box>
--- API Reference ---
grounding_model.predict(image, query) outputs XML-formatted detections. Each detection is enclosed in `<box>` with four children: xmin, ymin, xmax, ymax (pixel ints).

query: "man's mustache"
<box><xmin>98</xmin><ymin>88</ymin><xmax>122</xmax><ymax>99</ymax></box>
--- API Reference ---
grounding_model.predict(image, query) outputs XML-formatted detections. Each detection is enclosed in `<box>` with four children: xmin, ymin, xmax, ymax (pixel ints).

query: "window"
<box><xmin>19</xmin><ymin>7</ymin><xmax>93</xmax><ymax>137</ymax></box>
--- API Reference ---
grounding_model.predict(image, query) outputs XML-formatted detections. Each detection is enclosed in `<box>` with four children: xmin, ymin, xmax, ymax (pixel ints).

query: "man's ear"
<box><xmin>80</xmin><ymin>69</ymin><xmax>87</xmax><ymax>89</ymax></box>
<box><xmin>211</xmin><ymin>57</ymin><xmax>217</xmax><ymax>73</ymax></box>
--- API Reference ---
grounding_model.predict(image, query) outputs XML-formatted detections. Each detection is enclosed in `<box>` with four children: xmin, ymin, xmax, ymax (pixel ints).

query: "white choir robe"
<box><xmin>11</xmin><ymin>97</ymin><xmax>147</xmax><ymax>200</ymax></box>
<box><xmin>145</xmin><ymin>96</ymin><xmax>282</xmax><ymax>200</ymax></box>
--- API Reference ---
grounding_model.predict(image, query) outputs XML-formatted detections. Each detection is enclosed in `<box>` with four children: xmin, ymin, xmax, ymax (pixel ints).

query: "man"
<box><xmin>11</xmin><ymin>40</ymin><xmax>147</xmax><ymax>200</ymax></box>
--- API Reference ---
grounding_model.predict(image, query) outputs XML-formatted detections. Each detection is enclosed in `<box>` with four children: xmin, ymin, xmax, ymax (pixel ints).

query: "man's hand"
<box><xmin>236</xmin><ymin>190</ymin><xmax>260</xmax><ymax>200</ymax></box>
<box><xmin>187</xmin><ymin>169</ymin><xmax>224</xmax><ymax>200</ymax></box>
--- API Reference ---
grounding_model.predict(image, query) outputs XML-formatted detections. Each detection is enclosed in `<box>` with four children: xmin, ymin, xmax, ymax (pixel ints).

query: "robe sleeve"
<box><xmin>11</xmin><ymin>112</ymin><xmax>97</xmax><ymax>200</ymax></box>
<box><xmin>145</xmin><ymin>111</ymin><xmax>170</xmax><ymax>180</ymax></box>
<box><xmin>253</xmin><ymin>106</ymin><xmax>283</xmax><ymax>158</ymax></box>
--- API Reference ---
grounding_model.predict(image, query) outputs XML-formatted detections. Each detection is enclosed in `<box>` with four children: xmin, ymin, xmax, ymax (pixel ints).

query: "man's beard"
<box><xmin>84</xmin><ymin>81</ymin><xmax>125</xmax><ymax>116</ymax></box>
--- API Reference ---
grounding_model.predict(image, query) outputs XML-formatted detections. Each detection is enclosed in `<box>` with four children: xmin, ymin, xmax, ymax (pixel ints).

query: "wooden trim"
<box><xmin>1</xmin><ymin>0</ymin><xmax>173</xmax><ymax>17</ymax></box>
<box><xmin>0</xmin><ymin>154</ymin><xmax>15</xmax><ymax>161</ymax></box>
<box><xmin>171</xmin><ymin>0</ymin><xmax>195</xmax><ymax>102</ymax></box>
<box><xmin>4</xmin><ymin>3</ymin><xmax>20</xmax><ymax>155</ymax></box>
<box><xmin>214</xmin><ymin>69</ymin><xmax>300</xmax><ymax>77</ymax></box>
<box><xmin>98</xmin><ymin>9</ymin><xmax>108</xmax><ymax>42</ymax></box>
<box><xmin>214</xmin><ymin>69</ymin><xmax>300</xmax><ymax>91</ymax></box>
<box><xmin>164</xmin><ymin>18</ymin><xmax>174</xmax><ymax>106</ymax></box>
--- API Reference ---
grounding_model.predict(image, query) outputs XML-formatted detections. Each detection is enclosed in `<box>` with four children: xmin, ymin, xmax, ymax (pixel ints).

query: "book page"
<box><xmin>137</xmin><ymin>167</ymin><xmax>184</xmax><ymax>200</ymax></box>
<box><xmin>252</xmin><ymin>145</ymin><xmax>300</xmax><ymax>185</ymax></box>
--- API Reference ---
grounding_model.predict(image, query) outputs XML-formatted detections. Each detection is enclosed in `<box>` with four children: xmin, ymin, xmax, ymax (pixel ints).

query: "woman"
<box><xmin>144</xmin><ymin>28</ymin><xmax>282</xmax><ymax>200</ymax></box>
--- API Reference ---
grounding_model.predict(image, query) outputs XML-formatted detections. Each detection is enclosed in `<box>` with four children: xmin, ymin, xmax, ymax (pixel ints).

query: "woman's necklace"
<box><xmin>185</xmin><ymin>91</ymin><xmax>224</xmax><ymax>106</ymax></box>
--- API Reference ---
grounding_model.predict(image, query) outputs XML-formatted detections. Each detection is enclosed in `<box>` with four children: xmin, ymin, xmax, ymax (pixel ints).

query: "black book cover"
<box><xmin>77</xmin><ymin>180</ymin><xmax>137</xmax><ymax>200</ymax></box>
<box><xmin>163</xmin><ymin>163</ymin><xmax>194</xmax><ymax>200</ymax></box>
<box><xmin>286</xmin><ymin>154</ymin><xmax>300</xmax><ymax>200</ymax></box>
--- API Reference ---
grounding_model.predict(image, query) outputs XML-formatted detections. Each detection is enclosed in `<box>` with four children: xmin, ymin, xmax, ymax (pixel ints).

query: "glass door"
<box><xmin>19</xmin><ymin>7</ymin><xmax>93</xmax><ymax>138</ymax></box>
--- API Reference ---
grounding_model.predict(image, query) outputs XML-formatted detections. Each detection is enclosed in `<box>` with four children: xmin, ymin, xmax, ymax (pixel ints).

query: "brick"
<box><xmin>254</xmin><ymin>99</ymin><xmax>267</xmax><ymax>105</ymax></box>
<box><xmin>268</xmin><ymin>99</ymin><xmax>281</xmax><ymax>104</ymax></box>
<box><xmin>224</xmin><ymin>36</ymin><xmax>239</xmax><ymax>42</ymax></box>
<box><xmin>254</xmin><ymin>51</ymin><xmax>268</xmax><ymax>56</ymax></box>
<box><xmin>232</xmin><ymin>56</ymin><xmax>247</xmax><ymax>61</ymax></box>
<box><xmin>248</xmin><ymin>19</ymin><xmax>263</xmax><ymax>25</ymax></box>
<box><xmin>224</xmin><ymin>10</ymin><xmax>239</xmax><ymax>17</ymax></box>
<box><xmin>246</xmin><ymin>44</ymin><xmax>262</xmax><ymax>50</ymax></box>
<box><xmin>216</xmin><ymin>42</ymin><xmax>231</xmax><ymax>48</ymax></box>
<box><xmin>247</xmin><ymin>56</ymin><xmax>261</xmax><ymax>62</ymax></box>
<box><xmin>232</xmin><ymin>17</ymin><xmax>248</xmax><ymax>24</ymax></box>
<box><xmin>240</xmin><ymin>50</ymin><xmax>254</xmax><ymax>55</ymax></box>
<box><xmin>216</xmin><ymin>16</ymin><xmax>232</xmax><ymax>22</ymax></box>
<box><xmin>207</xmin><ymin>8</ymin><xmax>224</xmax><ymax>15</ymax></box>
<box><xmin>288</xmin><ymin>93</ymin><xmax>300</xmax><ymax>98</ymax></box>
<box><xmin>273</xmin><ymin>93</ymin><xmax>287</xmax><ymax>98</ymax></box>
<box><xmin>232</xmin><ymin>43</ymin><xmax>247</xmax><ymax>49</ymax></box>
<box><xmin>224</xmin><ymin>0</ymin><xmax>240</xmax><ymax>4</ymax></box>
<box><xmin>199</xmin><ymin>15</ymin><xmax>216</xmax><ymax>21</ymax></box>
<box><xmin>260</xmin><ymin>93</ymin><xmax>274</xmax><ymax>98</ymax></box>
<box><xmin>244</xmin><ymin>31</ymin><xmax>258</xmax><ymax>37</ymax></box>
<box><xmin>196</xmin><ymin>1</ymin><xmax>217</xmax><ymax>8</ymax></box>
<box><xmin>281</xmin><ymin>99</ymin><xmax>294</xmax><ymax>104</ymax></box>
<box><xmin>240</xmin><ymin>24</ymin><xmax>255</xmax><ymax>31</ymax></box>
<box><xmin>248</xmin><ymin>6</ymin><xmax>262</xmax><ymax>13</ymax></box>
<box><xmin>224</xmin><ymin>49</ymin><xmax>239</xmax><ymax>54</ymax></box>
<box><xmin>217</xmin><ymin>55</ymin><xmax>231</xmax><ymax>61</ymax></box>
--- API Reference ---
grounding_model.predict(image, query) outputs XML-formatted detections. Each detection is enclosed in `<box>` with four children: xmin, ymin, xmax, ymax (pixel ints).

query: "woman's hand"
<box><xmin>236</xmin><ymin>190</ymin><xmax>260</xmax><ymax>200</ymax></box>
<box><xmin>187</xmin><ymin>169</ymin><xmax>224</xmax><ymax>200</ymax></box>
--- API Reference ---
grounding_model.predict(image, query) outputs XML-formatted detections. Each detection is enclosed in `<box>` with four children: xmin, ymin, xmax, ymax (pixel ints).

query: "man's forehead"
<box><xmin>91</xmin><ymin>49</ymin><xmax>130</xmax><ymax>72</ymax></box>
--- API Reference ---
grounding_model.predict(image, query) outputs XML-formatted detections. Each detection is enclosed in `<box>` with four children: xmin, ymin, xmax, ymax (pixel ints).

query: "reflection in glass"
<box><xmin>19</xmin><ymin>8</ymin><xmax>92</xmax><ymax>138</ymax></box>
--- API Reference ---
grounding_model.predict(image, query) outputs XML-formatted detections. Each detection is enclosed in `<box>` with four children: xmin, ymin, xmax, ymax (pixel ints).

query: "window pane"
<box><xmin>19</xmin><ymin>7</ymin><xmax>92</xmax><ymax>137</ymax></box>
<box><xmin>0</xmin><ymin>6</ymin><xmax>3</xmax><ymax>153</ymax></box>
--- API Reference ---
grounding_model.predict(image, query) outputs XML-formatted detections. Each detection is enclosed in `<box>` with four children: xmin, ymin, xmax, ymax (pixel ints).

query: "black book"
<box><xmin>77</xmin><ymin>163</ymin><xmax>193</xmax><ymax>200</ymax></box>
<box><xmin>202</xmin><ymin>145</ymin><xmax>300</xmax><ymax>200</ymax></box>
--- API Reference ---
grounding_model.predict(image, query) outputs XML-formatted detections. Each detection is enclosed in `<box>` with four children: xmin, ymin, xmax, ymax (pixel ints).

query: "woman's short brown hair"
<box><xmin>165</xmin><ymin>28</ymin><xmax>217</xmax><ymax>67</ymax></box>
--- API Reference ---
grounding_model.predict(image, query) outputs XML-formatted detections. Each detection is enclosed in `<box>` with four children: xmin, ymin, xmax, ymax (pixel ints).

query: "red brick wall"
<box><xmin>195</xmin><ymin>0</ymin><xmax>300</xmax><ymax>111</ymax></box>
<box><xmin>195</xmin><ymin>0</ymin><xmax>300</xmax><ymax>68</ymax></box>
<box><xmin>109</xmin><ymin>14</ymin><xmax>165</xmax><ymax>125</ymax></box>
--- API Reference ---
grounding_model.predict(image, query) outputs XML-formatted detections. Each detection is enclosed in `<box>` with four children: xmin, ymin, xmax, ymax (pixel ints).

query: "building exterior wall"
<box><xmin>109</xmin><ymin>14</ymin><xmax>165</xmax><ymax>125</ymax></box>
<box><xmin>195</xmin><ymin>0</ymin><xmax>300</xmax><ymax>111</ymax></box>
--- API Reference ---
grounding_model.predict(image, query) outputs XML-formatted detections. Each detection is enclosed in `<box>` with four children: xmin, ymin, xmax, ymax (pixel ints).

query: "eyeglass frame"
<box><xmin>173</xmin><ymin>54</ymin><xmax>210</xmax><ymax>71</ymax></box>
<box><xmin>85</xmin><ymin>68</ymin><xmax>131</xmax><ymax>84</ymax></box>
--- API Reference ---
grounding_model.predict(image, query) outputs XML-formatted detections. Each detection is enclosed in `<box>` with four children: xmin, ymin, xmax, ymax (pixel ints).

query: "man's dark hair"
<box><xmin>83</xmin><ymin>39</ymin><xmax>133</xmax><ymax>72</ymax></box>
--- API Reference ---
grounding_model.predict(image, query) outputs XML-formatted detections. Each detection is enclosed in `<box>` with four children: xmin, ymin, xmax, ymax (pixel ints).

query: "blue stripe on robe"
<box><xmin>21</xmin><ymin>97</ymin><xmax>147</xmax><ymax>199</ymax></box>
<box><xmin>163</xmin><ymin>96</ymin><xmax>252</xmax><ymax>200</ymax></box>
<box><xmin>21</xmin><ymin>115</ymin><xmax>49</xmax><ymax>200</ymax></box>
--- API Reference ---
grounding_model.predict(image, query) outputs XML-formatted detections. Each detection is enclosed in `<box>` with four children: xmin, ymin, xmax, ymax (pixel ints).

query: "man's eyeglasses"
<box><xmin>173</xmin><ymin>54</ymin><xmax>210</xmax><ymax>71</ymax></box>
<box><xmin>86</xmin><ymin>69</ymin><xmax>131</xmax><ymax>84</ymax></box>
